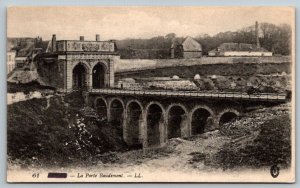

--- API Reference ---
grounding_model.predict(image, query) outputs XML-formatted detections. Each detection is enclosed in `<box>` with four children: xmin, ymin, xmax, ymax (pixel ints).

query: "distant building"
<box><xmin>7</xmin><ymin>51</ymin><xmax>16</xmax><ymax>74</ymax></box>
<box><xmin>208</xmin><ymin>42</ymin><xmax>273</xmax><ymax>57</ymax></box>
<box><xmin>7</xmin><ymin>37</ymin><xmax>46</xmax><ymax>69</ymax></box>
<box><xmin>208</xmin><ymin>21</ymin><xmax>273</xmax><ymax>57</ymax></box>
<box><xmin>7</xmin><ymin>39</ymin><xmax>16</xmax><ymax>74</ymax></box>
<box><xmin>171</xmin><ymin>36</ymin><xmax>202</xmax><ymax>59</ymax></box>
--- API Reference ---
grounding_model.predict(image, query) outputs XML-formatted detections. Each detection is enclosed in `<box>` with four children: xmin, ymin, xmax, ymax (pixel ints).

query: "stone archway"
<box><xmin>92</xmin><ymin>63</ymin><xmax>107</xmax><ymax>89</ymax></box>
<box><xmin>190</xmin><ymin>106</ymin><xmax>213</xmax><ymax>135</ymax></box>
<box><xmin>166</xmin><ymin>104</ymin><xmax>188</xmax><ymax>139</ymax></box>
<box><xmin>219</xmin><ymin>111</ymin><xmax>239</xmax><ymax>127</ymax></box>
<box><xmin>125</xmin><ymin>100</ymin><xmax>143</xmax><ymax>147</ymax></box>
<box><xmin>109</xmin><ymin>98</ymin><xmax>125</xmax><ymax>126</ymax></box>
<box><xmin>94</xmin><ymin>97</ymin><xmax>108</xmax><ymax>119</ymax></box>
<box><xmin>146</xmin><ymin>102</ymin><xmax>165</xmax><ymax>147</ymax></box>
<box><xmin>73</xmin><ymin>63</ymin><xmax>88</xmax><ymax>89</ymax></box>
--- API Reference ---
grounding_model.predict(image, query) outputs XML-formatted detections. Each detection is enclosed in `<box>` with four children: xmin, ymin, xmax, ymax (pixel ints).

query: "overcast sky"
<box><xmin>7</xmin><ymin>7</ymin><xmax>294</xmax><ymax>41</ymax></box>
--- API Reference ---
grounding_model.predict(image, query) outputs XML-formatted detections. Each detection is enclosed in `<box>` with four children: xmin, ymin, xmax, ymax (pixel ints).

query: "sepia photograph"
<box><xmin>6</xmin><ymin>6</ymin><xmax>295</xmax><ymax>182</ymax></box>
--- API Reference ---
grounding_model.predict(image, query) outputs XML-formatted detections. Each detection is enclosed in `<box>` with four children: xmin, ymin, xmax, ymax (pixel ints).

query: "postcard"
<box><xmin>6</xmin><ymin>6</ymin><xmax>295</xmax><ymax>182</ymax></box>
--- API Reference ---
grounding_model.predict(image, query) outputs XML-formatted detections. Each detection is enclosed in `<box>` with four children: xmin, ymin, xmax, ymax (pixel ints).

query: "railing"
<box><xmin>87</xmin><ymin>87</ymin><xmax>287</xmax><ymax>102</ymax></box>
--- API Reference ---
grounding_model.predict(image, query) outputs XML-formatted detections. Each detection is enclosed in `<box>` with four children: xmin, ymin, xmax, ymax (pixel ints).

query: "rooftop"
<box><xmin>171</xmin><ymin>36</ymin><xmax>202</xmax><ymax>51</ymax></box>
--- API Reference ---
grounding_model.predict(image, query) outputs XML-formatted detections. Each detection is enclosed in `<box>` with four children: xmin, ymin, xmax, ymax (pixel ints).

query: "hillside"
<box><xmin>7</xmin><ymin>92</ymin><xmax>127</xmax><ymax>168</ymax></box>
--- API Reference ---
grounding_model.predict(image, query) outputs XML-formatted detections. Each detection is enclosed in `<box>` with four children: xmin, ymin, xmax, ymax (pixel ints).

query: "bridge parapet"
<box><xmin>88</xmin><ymin>88</ymin><xmax>287</xmax><ymax>102</ymax></box>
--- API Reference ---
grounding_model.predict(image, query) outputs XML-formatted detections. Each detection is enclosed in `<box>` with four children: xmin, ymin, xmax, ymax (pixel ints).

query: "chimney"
<box><xmin>255</xmin><ymin>21</ymin><xmax>260</xmax><ymax>48</ymax></box>
<box><xmin>52</xmin><ymin>34</ymin><xmax>57</xmax><ymax>52</ymax></box>
<box><xmin>96</xmin><ymin>34</ymin><xmax>100</xmax><ymax>41</ymax></box>
<box><xmin>80</xmin><ymin>36</ymin><xmax>84</xmax><ymax>41</ymax></box>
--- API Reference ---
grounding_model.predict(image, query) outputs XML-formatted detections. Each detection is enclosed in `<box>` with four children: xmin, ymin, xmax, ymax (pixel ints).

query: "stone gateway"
<box><xmin>35</xmin><ymin>34</ymin><xmax>119</xmax><ymax>92</ymax></box>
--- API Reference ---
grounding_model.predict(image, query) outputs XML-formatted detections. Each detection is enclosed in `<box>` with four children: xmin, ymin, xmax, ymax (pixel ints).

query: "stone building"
<box><xmin>35</xmin><ymin>34</ymin><xmax>119</xmax><ymax>92</ymax></box>
<box><xmin>171</xmin><ymin>36</ymin><xmax>202</xmax><ymax>59</ymax></box>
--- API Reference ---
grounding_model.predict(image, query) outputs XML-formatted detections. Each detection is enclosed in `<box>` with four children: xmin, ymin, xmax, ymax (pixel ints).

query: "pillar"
<box><xmin>205</xmin><ymin>116</ymin><xmax>219</xmax><ymax>131</ymax></box>
<box><xmin>180</xmin><ymin>114</ymin><xmax>190</xmax><ymax>138</ymax></box>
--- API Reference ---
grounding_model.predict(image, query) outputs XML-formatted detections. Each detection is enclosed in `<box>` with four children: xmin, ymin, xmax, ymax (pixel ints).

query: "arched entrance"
<box><xmin>110</xmin><ymin>99</ymin><xmax>124</xmax><ymax>126</ymax></box>
<box><xmin>110</xmin><ymin>99</ymin><xmax>124</xmax><ymax>140</ymax></box>
<box><xmin>92</xmin><ymin>63</ymin><xmax>107</xmax><ymax>89</ymax></box>
<box><xmin>219</xmin><ymin>112</ymin><xmax>238</xmax><ymax>126</ymax></box>
<box><xmin>167</xmin><ymin>105</ymin><xmax>186</xmax><ymax>139</ymax></box>
<box><xmin>73</xmin><ymin>63</ymin><xmax>87</xmax><ymax>89</ymax></box>
<box><xmin>146</xmin><ymin>103</ymin><xmax>164</xmax><ymax>147</ymax></box>
<box><xmin>191</xmin><ymin>108</ymin><xmax>212</xmax><ymax>135</ymax></box>
<box><xmin>126</xmin><ymin>101</ymin><xmax>143</xmax><ymax>147</ymax></box>
<box><xmin>95</xmin><ymin>98</ymin><xmax>107</xmax><ymax>120</ymax></box>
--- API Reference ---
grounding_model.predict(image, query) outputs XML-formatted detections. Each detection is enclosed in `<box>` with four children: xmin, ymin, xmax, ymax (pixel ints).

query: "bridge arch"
<box><xmin>72</xmin><ymin>62</ymin><xmax>90</xmax><ymax>90</ymax></box>
<box><xmin>108</xmin><ymin>97</ymin><xmax>125</xmax><ymax>126</ymax></box>
<box><xmin>166</xmin><ymin>103</ymin><xmax>188</xmax><ymax>139</ymax></box>
<box><xmin>94</xmin><ymin>97</ymin><xmax>108</xmax><ymax>119</ymax></box>
<box><xmin>124</xmin><ymin>100</ymin><xmax>144</xmax><ymax>147</ymax></box>
<box><xmin>190</xmin><ymin>105</ymin><xmax>214</xmax><ymax>135</ymax></box>
<box><xmin>218</xmin><ymin>109</ymin><xmax>240</xmax><ymax>127</ymax></box>
<box><xmin>92</xmin><ymin>62</ymin><xmax>108</xmax><ymax>89</ymax></box>
<box><xmin>145</xmin><ymin>102</ymin><xmax>165</xmax><ymax>148</ymax></box>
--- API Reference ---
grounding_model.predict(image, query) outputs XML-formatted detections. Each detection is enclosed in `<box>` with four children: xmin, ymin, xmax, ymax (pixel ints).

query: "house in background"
<box><xmin>7</xmin><ymin>37</ymin><xmax>48</xmax><ymax>69</ymax></box>
<box><xmin>171</xmin><ymin>36</ymin><xmax>202</xmax><ymax>59</ymax></box>
<box><xmin>208</xmin><ymin>42</ymin><xmax>272</xmax><ymax>57</ymax></box>
<box><xmin>7</xmin><ymin>37</ymin><xmax>51</xmax><ymax>84</ymax></box>
<box><xmin>7</xmin><ymin>39</ymin><xmax>17</xmax><ymax>74</ymax></box>
<box><xmin>7</xmin><ymin>50</ymin><xmax>16</xmax><ymax>74</ymax></box>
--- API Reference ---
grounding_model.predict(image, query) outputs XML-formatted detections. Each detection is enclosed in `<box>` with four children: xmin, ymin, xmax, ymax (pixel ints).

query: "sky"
<box><xmin>7</xmin><ymin>6</ymin><xmax>294</xmax><ymax>41</ymax></box>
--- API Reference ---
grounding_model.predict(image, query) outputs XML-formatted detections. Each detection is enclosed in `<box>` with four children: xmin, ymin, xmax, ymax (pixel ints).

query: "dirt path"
<box><xmin>92</xmin><ymin>130</ymin><xmax>231</xmax><ymax>173</ymax></box>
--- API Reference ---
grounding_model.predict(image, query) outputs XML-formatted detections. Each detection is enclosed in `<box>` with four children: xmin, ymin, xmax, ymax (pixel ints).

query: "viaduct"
<box><xmin>36</xmin><ymin>35</ymin><xmax>287</xmax><ymax>150</ymax></box>
<box><xmin>84</xmin><ymin>89</ymin><xmax>286</xmax><ymax>149</ymax></box>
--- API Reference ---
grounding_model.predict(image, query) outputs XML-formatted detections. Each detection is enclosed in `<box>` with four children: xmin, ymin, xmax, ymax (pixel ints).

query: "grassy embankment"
<box><xmin>7</xmin><ymin>92</ymin><xmax>127</xmax><ymax>168</ymax></box>
<box><xmin>189</xmin><ymin>104</ymin><xmax>291</xmax><ymax>170</ymax></box>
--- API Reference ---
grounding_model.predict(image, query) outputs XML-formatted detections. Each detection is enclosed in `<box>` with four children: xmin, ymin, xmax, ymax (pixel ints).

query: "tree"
<box><xmin>165</xmin><ymin>33</ymin><xmax>176</xmax><ymax>39</ymax></box>
<box><xmin>260</xmin><ymin>22</ymin><xmax>291</xmax><ymax>55</ymax></box>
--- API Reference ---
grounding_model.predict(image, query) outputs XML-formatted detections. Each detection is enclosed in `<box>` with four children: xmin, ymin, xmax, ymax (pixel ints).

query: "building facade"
<box><xmin>36</xmin><ymin>35</ymin><xmax>119</xmax><ymax>92</ymax></box>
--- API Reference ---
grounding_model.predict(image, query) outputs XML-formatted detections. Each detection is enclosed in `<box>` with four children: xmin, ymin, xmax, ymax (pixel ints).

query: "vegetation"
<box><xmin>210</xmin><ymin>106</ymin><xmax>291</xmax><ymax>170</ymax></box>
<box><xmin>7</xmin><ymin>92</ymin><xmax>127</xmax><ymax>168</ymax></box>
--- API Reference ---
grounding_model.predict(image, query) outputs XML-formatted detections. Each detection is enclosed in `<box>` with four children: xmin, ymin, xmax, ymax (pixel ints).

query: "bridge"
<box><xmin>84</xmin><ymin>88</ymin><xmax>287</xmax><ymax>150</ymax></box>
